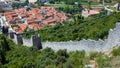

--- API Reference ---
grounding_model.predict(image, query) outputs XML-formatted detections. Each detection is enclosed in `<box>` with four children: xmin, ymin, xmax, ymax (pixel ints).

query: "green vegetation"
<box><xmin>48</xmin><ymin>0</ymin><xmax>99</xmax><ymax>12</ymax></box>
<box><xmin>35</xmin><ymin>0</ymin><xmax>44</xmax><ymax>7</ymax></box>
<box><xmin>23</xmin><ymin>12</ymin><xmax>120</xmax><ymax>42</ymax></box>
<box><xmin>48</xmin><ymin>0</ymin><xmax>119</xmax><ymax>4</ymax></box>
<box><xmin>0</xmin><ymin>35</ymin><xmax>10</xmax><ymax>67</ymax></box>
<box><xmin>0</xmin><ymin>35</ymin><xmax>89</xmax><ymax>68</ymax></box>
<box><xmin>112</xmin><ymin>47</ymin><xmax>120</xmax><ymax>56</ymax></box>
<box><xmin>48</xmin><ymin>0</ymin><xmax>120</xmax><ymax>11</ymax></box>
<box><xmin>58</xmin><ymin>5</ymin><xmax>82</xmax><ymax>14</ymax></box>
<box><xmin>12</xmin><ymin>0</ymin><xmax>44</xmax><ymax>8</ymax></box>
<box><xmin>16</xmin><ymin>0</ymin><xmax>119</xmax><ymax>42</ymax></box>
<box><xmin>0</xmin><ymin>35</ymin><xmax>120</xmax><ymax>68</ymax></box>
<box><xmin>12</xmin><ymin>2</ymin><xmax>27</xmax><ymax>8</ymax></box>
<box><xmin>0</xmin><ymin>9</ymin><xmax>5</xmax><ymax>13</ymax></box>
<box><xmin>3</xmin><ymin>1</ymin><xmax>120</xmax><ymax>67</ymax></box>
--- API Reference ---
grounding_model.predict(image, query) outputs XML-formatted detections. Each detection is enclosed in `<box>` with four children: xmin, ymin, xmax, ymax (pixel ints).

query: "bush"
<box><xmin>112</xmin><ymin>47</ymin><xmax>120</xmax><ymax>56</ymax></box>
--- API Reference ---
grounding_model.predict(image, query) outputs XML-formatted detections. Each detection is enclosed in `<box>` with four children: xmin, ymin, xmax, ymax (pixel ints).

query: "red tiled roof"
<box><xmin>82</xmin><ymin>9</ymin><xmax>100</xmax><ymax>16</ymax></box>
<box><xmin>28</xmin><ymin>23</ymin><xmax>40</xmax><ymax>30</ymax></box>
<box><xmin>19</xmin><ymin>23</ymin><xmax>27</xmax><ymax>31</ymax></box>
<box><xmin>46</xmin><ymin>12</ymin><xmax>53</xmax><ymax>16</ymax></box>
<box><xmin>4</xmin><ymin>6</ymin><xmax>68</xmax><ymax>33</ymax></box>
<box><xmin>17</xmin><ymin>29</ymin><xmax>24</xmax><ymax>34</ymax></box>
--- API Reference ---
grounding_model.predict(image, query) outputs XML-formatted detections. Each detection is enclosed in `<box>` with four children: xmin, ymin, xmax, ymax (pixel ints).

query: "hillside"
<box><xmin>0</xmin><ymin>35</ymin><xmax>120</xmax><ymax>68</ymax></box>
<box><xmin>23</xmin><ymin>12</ymin><xmax>120</xmax><ymax>42</ymax></box>
<box><xmin>0</xmin><ymin>0</ymin><xmax>120</xmax><ymax>68</ymax></box>
<box><xmin>0</xmin><ymin>35</ymin><xmax>90</xmax><ymax>68</ymax></box>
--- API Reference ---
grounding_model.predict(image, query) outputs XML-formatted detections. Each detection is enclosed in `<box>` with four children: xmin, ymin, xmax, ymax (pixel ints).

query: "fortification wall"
<box><xmin>42</xmin><ymin>22</ymin><xmax>120</xmax><ymax>52</ymax></box>
<box><xmin>9</xmin><ymin>22</ymin><xmax>120</xmax><ymax>53</ymax></box>
<box><xmin>23</xmin><ymin>38</ymin><xmax>33</xmax><ymax>47</ymax></box>
<box><xmin>42</xmin><ymin>40</ymin><xmax>104</xmax><ymax>52</ymax></box>
<box><xmin>9</xmin><ymin>33</ymin><xmax>42</xmax><ymax>49</ymax></box>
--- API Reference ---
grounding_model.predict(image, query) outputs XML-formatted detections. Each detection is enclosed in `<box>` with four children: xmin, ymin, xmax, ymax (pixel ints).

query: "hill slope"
<box><xmin>23</xmin><ymin>12</ymin><xmax>120</xmax><ymax>42</ymax></box>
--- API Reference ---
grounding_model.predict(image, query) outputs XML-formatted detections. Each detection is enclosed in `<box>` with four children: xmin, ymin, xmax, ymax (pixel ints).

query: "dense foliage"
<box><xmin>23</xmin><ymin>12</ymin><xmax>120</xmax><ymax>42</ymax></box>
<box><xmin>1</xmin><ymin>1</ymin><xmax>120</xmax><ymax>67</ymax></box>
<box><xmin>0</xmin><ymin>35</ymin><xmax>120</xmax><ymax>68</ymax></box>
<box><xmin>0</xmin><ymin>35</ymin><xmax>88</xmax><ymax>68</ymax></box>
<box><xmin>112</xmin><ymin>47</ymin><xmax>120</xmax><ymax>56</ymax></box>
<box><xmin>48</xmin><ymin>12</ymin><xmax>119</xmax><ymax>41</ymax></box>
<box><xmin>49</xmin><ymin>0</ymin><xmax>120</xmax><ymax>4</ymax></box>
<box><xmin>12</xmin><ymin>2</ymin><xmax>27</xmax><ymax>8</ymax></box>
<box><xmin>58</xmin><ymin>4</ymin><xmax>82</xmax><ymax>14</ymax></box>
<box><xmin>49</xmin><ymin>0</ymin><xmax>82</xmax><ymax>5</ymax></box>
<box><xmin>0</xmin><ymin>9</ymin><xmax>5</xmax><ymax>13</ymax></box>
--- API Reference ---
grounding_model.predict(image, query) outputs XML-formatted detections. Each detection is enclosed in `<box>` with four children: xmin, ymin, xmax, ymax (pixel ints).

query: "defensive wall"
<box><xmin>8</xmin><ymin>22</ymin><xmax>120</xmax><ymax>53</ymax></box>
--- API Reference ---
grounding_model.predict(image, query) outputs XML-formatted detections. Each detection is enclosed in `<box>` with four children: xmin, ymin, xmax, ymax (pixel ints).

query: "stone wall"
<box><xmin>42</xmin><ymin>22</ymin><xmax>120</xmax><ymax>53</ymax></box>
<box><xmin>22</xmin><ymin>38</ymin><xmax>33</xmax><ymax>47</ymax></box>
<box><xmin>9</xmin><ymin>33</ymin><xmax>42</xmax><ymax>49</ymax></box>
<box><xmin>42</xmin><ymin>39</ymin><xmax>104</xmax><ymax>52</ymax></box>
<box><xmin>8</xmin><ymin>22</ymin><xmax>120</xmax><ymax>53</ymax></box>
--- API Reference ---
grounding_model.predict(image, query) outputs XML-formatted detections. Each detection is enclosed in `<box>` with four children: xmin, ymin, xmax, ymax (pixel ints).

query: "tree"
<box><xmin>2</xmin><ymin>26</ymin><xmax>8</xmax><ymax>34</ymax></box>
<box><xmin>0</xmin><ymin>9</ymin><xmax>5</xmax><ymax>13</ymax></box>
<box><xmin>36</xmin><ymin>0</ymin><xmax>44</xmax><ymax>7</ymax></box>
<box><xmin>56</xmin><ymin>49</ymin><xmax>69</xmax><ymax>58</ymax></box>
<box><xmin>96</xmin><ymin>55</ymin><xmax>111</xmax><ymax>68</ymax></box>
<box><xmin>0</xmin><ymin>35</ymin><xmax>10</xmax><ymax>65</ymax></box>
<box><xmin>89</xmin><ymin>51</ymin><xmax>98</xmax><ymax>60</ymax></box>
<box><xmin>105</xmin><ymin>0</ymin><xmax>112</xmax><ymax>3</ymax></box>
<box><xmin>112</xmin><ymin>47</ymin><xmax>120</xmax><ymax>56</ymax></box>
<box><xmin>88</xmin><ymin>0</ymin><xmax>92</xmax><ymax>10</ymax></box>
<box><xmin>24</xmin><ymin>0</ymin><xmax>29</xmax><ymax>5</ymax></box>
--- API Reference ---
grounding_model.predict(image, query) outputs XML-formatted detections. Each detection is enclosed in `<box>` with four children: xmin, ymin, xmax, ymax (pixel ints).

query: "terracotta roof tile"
<box><xmin>4</xmin><ymin>6</ymin><xmax>68</xmax><ymax>33</ymax></box>
<box><xmin>17</xmin><ymin>29</ymin><xmax>24</xmax><ymax>34</ymax></box>
<box><xmin>19</xmin><ymin>23</ymin><xmax>27</xmax><ymax>31</ymax></box>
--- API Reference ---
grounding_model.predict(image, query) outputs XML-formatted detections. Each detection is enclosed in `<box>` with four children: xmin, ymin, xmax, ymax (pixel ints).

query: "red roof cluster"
<box><xmin>5</xmin><ymin>11</ymin><xmax>22</xmax><ymax>24</ymax></box>
<box><xmin>3</xmin><ymin>7</ymin><xmax>68</xmax><ymax>34</ymax></box>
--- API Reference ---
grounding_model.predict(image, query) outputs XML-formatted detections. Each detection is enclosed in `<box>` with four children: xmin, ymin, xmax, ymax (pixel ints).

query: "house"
<box><xmin>82</xmin><ymin>9</ymin><xmax>100</xmax><ymax>17</ymax></box>
<box><xmin>3</xmin><ymin>6</ymin><xmax>68</xmax><ymax>34</ymax></box>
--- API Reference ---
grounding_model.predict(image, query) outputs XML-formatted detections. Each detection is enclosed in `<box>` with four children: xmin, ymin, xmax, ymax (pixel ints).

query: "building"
<box><xmin>82</xmin><ymin>9</ymin><xmax>101</xmax><ymax>17</ymax></box>
<box><xmin>1</xmin><ymin>7</ymin><xmax>67</xmax><ymax>34</ymax></box>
